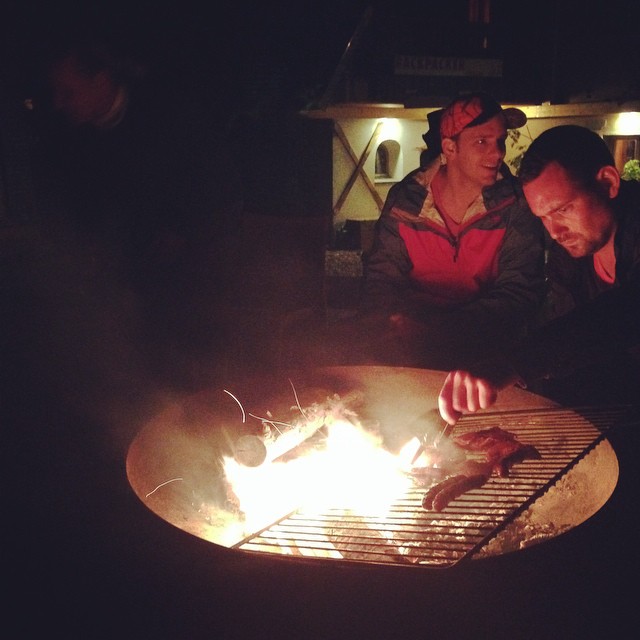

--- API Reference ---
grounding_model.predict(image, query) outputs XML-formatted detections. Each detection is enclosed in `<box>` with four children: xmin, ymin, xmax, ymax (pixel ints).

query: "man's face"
<box><xmin>445</xmin><ymin>114</ymin><xmax>508</xmax><ymax>188</ymax></box>
<box><xmin>48</xmin><ymin>55</ymin><xmax>117</xmax><ymax>126</ymax></box>
<box><xmin>523</xmin><ymin>161</ymin><xmax>617</xmax><ymax>258</ymax></box>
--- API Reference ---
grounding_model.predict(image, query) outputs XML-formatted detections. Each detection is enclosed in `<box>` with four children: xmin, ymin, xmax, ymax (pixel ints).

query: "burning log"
<box><xmin>232</xmin><ymin>419</ymin><xmax>326</xmax><ymax>467</ymax></box>
<box><xmin>231</xmin><ymin>389</ymin><xmax>366</xmax><ymax>467</ymax></box>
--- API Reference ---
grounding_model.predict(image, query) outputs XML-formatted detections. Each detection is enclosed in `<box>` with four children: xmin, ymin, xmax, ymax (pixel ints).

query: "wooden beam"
<box><xmin>333</xmin><ymin>121</ymin><xmax>385</xmax><ymax>216</ymax></box>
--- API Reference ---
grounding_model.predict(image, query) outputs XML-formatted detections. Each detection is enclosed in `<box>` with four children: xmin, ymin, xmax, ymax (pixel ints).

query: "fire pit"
<box><xmin>126</xmin><ymin>366</ymin><xmax>623</xmax><ymax>568</ymax></box>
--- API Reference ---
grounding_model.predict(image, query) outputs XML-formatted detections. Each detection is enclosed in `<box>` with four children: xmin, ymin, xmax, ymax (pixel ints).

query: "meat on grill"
<box><xmin>420</xmin><ymin>427</ymin><xmax>541</xmax><ymax>511</ymax></box>
<box><xmin>421</xmin><ymin>473</ymin><xmax>489</xmax><ymax>511</ymax></box>
<box><xmin>453</xmin><ymin>427</ymin><xmax>541</xmax><ymax>477</ymax></box>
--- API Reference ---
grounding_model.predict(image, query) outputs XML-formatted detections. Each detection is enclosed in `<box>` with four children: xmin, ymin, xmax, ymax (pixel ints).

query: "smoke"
<box><xmin>7</xmin><ymin>212</ymin><xmax>344</xmax><ymax>462</ymax></box>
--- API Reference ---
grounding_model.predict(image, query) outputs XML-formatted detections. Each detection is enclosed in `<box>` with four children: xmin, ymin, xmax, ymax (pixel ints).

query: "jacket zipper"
<box><xmin>451</xmin><ymin>236</ymin><xmax>459</xmax><ymax>262</ymax></box>
<box><xmin>435</xmin><ymin>218</ymin><xmax>460</xmax><ymax>262</ymax></box>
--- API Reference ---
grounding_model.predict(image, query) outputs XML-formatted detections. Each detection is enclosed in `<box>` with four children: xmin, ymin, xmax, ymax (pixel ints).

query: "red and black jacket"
<box><xmin>361</xmin><ymin>158</ymin><xmax>546</xmax><ymax>352</ymax></box>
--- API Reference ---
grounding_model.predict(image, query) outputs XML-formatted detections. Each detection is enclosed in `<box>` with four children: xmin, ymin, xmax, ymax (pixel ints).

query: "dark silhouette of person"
<box><xmin>29</xmin><ymin>34</ymin><xmax>244</xmax><ymax>391</ymax></box>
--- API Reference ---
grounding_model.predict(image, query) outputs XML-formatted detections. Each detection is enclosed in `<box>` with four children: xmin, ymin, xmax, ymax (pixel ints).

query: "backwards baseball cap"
<box><xmin>439</xmin><ymin>92</ymin><xmax>526</xmax><ymax>139</ymax></box>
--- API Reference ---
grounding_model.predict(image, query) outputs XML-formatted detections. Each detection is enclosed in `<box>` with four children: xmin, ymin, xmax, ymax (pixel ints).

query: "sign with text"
<box><xmin>395</xmin><ymin>55</ymin><xmax>503</xmax><ymax>78</ymax></box>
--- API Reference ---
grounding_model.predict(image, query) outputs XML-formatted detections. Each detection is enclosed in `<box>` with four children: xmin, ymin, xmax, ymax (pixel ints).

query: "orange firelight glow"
<box><xmin>222</xmin><ymin>419</ymin><xmax>419</xmax><ymax>541</ymax></box>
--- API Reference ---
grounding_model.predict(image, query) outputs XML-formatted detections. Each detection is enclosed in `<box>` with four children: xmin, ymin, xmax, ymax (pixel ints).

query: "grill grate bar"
<box><xmin>233</xmin><ymin>405</ymin><xmax>632</xmax><ymax>568</ymax></box>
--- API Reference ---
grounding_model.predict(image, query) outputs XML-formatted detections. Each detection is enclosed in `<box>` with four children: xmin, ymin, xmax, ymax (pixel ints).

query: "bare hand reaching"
<box><xmin>438</xmin><ymin>370</ymin><xmax>502</xmax><ymax>425</ymax></box>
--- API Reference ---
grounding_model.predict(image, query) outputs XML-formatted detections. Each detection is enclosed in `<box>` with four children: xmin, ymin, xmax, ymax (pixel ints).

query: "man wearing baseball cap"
<box><xmin>358</xmin><ymin>91</ymin><xmax>545</xmax><ymax>369</ymax></box>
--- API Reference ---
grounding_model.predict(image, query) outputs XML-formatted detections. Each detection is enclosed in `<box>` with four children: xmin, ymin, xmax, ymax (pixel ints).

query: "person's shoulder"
<box><xmin>380</xmin><ymin>166</ymin><xmax>421</xmax><ymax>203</ymax></box>
<box><xmin>618</xmin><ymin>179</ymin><xmax>640</xmax><ymax>212</ymax></box>
<box><xmin>615</xmin><ymin>183</ymin><xmax>640</xmax><ymax>262</ymax></box>
<box><xmin>483</xmin><ymin>166</ymin><xmax>523</xmax><ymax>210</ymax></box>
<box><xmin>383</xmin><ymin>164</ymin><xmax>437</xmax><ymax>219</ymax></box>
<box><xmin>391</xmin><ymin>160</ymin><xmax>440</xmax><ymax>197</ymax></box>
<box><xmin>395</xmin><ymin>165</ymin><xmax>427</xmax><ymax>186</ymax></box>
<box><xmin>616</xmin><ymin>181</ymin><xmax>640</xmax><ymax>233</ymax></box>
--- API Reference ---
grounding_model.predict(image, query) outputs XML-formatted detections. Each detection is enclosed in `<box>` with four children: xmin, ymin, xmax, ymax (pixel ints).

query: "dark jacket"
<box><xmin>507</xmin><ymin>179</ymin><xmax>640</xmax><ymax>394</ymax></box>
<box><xmin>359</xmin><ymin>158</ymin><xmax>546</xmax><ymax>367</ymax></box>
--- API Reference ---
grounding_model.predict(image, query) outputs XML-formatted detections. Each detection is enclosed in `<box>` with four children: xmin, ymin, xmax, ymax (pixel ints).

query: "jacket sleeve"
<box><xmin>511</xmin><ymin>259</ymin><xmax>640</xmax><ymax>385</ymax></box>
<box><xmin>467</xmin><ymin>226</ymin><xmax>640</xmax><ymax>387</ymax></box>
<box><xmin>359</xmin><ymin>181</ymin><xmax>415</xmax><ymax>313</ymax></box>
<box><xmin>456</xmin><ymin>195</ymin><xmax>546</xmax><ymax>332</ymax></box>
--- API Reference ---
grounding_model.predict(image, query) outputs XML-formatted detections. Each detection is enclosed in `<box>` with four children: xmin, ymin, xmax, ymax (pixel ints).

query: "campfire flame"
<box><xmin>222</xmin><ymin>416</ymin><xmax>418</xmax><ymax>543</ymax></box>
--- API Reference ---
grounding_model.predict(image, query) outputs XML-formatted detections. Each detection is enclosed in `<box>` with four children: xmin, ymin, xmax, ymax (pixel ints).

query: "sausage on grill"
<box><xmin>431</xmin><ymin>474</ymin><xmax>489</xmax><ymax>512</ymax></box>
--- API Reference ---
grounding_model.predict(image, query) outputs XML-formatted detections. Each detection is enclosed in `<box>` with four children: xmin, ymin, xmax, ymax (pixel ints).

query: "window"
<box><xmin>375</xmin><ymin>145</ymin><xmax>390</xmax><ymax>179</ymax></box>
<box><xmin>374</xmin><ymin>139</ymin><xmax>401</xmax><ymax>182</ymax></box>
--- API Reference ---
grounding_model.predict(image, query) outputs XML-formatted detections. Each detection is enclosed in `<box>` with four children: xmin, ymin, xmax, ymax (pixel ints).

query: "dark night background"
<box><xmin>1</xmin><ymin>0</ymin><xmax>371</xmax><ymax>113</ymax></box>
<box><xmin>3</xmin><ymin>0</ymin><xmax>639</xmax><ymax>222</ymax></box>
<box><xmin>3</xmin><ymin>0</ymin><xmax>640</xmax><ymax>111</ymax></box>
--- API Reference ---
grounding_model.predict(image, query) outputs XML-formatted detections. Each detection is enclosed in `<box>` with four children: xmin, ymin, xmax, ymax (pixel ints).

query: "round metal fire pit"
<box><xmin>126</xmin><ymin>366</ymin><xmax>619</xmax><ymax>567</ymax></box>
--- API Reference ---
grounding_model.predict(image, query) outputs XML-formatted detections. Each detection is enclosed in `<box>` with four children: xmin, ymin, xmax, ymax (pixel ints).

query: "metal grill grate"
<box><xmin>232</xmin><ymin>406</ymin><xmax>631</xmax><ymax>568</ymax></box>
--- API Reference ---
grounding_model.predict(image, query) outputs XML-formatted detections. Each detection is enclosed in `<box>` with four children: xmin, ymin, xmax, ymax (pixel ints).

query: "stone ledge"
<box><xmin>325</xmin><ymin>250</ymin><xmax>363</xmax><ymax>277</ymax></box>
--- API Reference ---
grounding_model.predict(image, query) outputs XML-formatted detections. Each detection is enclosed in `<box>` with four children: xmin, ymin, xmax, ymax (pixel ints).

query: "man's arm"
<box><xmin>360</xmin><ymin>183</ymin><xmax>414</xmax><ymax>314</ymax></box>
<box><xmin>439</xmin><ymin>271</ymin><xmax>640</xmax><ymax>423</ymax></box>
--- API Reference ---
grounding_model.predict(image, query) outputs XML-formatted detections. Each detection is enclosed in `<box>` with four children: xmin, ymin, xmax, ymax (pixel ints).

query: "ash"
<box><xmin>475</xmin><ymin>442</ymin><xmax>614</xmax><ymax>558</ymax></box>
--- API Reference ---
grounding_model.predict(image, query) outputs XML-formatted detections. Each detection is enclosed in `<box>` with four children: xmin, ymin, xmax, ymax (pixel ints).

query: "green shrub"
<box><xmin>622</xmin><ymin>158</ymin><xmax>640</xmax><ymax>181</ymax></box>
